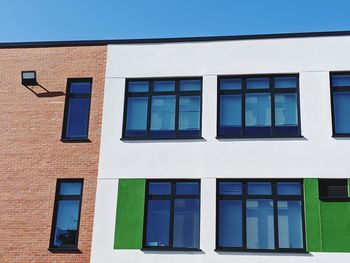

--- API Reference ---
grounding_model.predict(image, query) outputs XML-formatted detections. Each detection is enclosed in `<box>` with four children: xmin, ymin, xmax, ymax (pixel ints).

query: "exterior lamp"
<box><xmin>21</xmin><ymin>71</ymin><xmax>37</xmax><ymax>86</ymax></box>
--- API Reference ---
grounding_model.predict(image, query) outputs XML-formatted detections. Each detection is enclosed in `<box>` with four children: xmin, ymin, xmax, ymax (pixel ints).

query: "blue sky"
<box><xmin>1</xmin><ymin>0</ymin><xmax>350</xmax><ymax>42</ymax></box>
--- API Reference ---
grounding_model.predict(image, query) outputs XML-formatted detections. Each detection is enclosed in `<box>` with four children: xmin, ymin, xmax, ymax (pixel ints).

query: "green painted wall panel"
<box><xmin>304</xmin><ymin>179</ymin><xmax>322</xmax><ymax>252</ymax></box>
<box><xmin>304</xmin><ymin>178</ymin><xmax>350</xmax><ymax>252</ymax></box>
<box><xmin>114</xmin><ymin>179</ymin><xmax>146</xmax><ymax>249</ymax></box>
<box><xmin>320</xmin><ymin>201</ymin><xmax>350</xmax><ymax>252</ymax></box>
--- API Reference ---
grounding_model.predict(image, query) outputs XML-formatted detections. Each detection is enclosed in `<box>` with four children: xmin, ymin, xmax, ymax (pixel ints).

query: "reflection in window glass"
<box><xmin>275</xmin><ymin>94</ymin><xmax>298</xmax><ymax>126</ymax></box>
<box><xmin>246</xmin><ymin>94</ymin><xmax>271</xmax><ymax>127</ymax></box>
<box><xmin>219</xmin><ymin>200</ymin><xmax>243</xmax><ymax>247</ymax></box>
<box><xmin>277</xmin><ymin>182</ymin><xmax>301</xmax><ymax>195</ymax></box>
<box><xmin>333</xmin><ymin>92</ymin><xmax>350</xmax><ymax>134</ymax></box>
<box><xmin>247</xmin><ymin>78</ymin><xmax>269</xmax><ymax>89</ymax></box>
<box><xmin>146</xmin><ymin>200</ymin><xmax>170</xmax><ymax>247</ymax></box>
<box><xmin>125</xmin><ymin>97</ymin><xmax>148</xmax><ymax>137</ymax></box>
<box><xmin>149</xmin><ymin>182</ymin><xmax>171</xmax><ymax>195</ymax></box>
<box><xmin>60</xmin><ymin>183</ymin><xmax>82</xmax><ymax>195</ymax></box>
<box><xmin>246</xmin><ymin>199</ymin><xmax>275</xmax><ymax>249</ymax></box>
<box><xmin>173</xmin><ymin>199</ymin><xmax>200</xmax><ymax>248</ymax></box>
<box><xmin>219</xmin><ymin>182</ymin><xmax>242</xmax><ymax>195</ymax></box>
<box><xmin>274</xmin><ymin>77</ymin><xmax>297</xmax><ymax>89</ymax></box>
<box><xmin>332</xmin><ymin>75</ymin><xmax>350</xmax><ymax>87</ymax></box>
<box><xmin>154</xmin><ymin>81</ymin><xmax>175</xmax><ymax>92</ymax></box>
<box><xmin>248</xmin><ymin>182</ymin><xmax>272</xmax><ymax>195</ymax></box>
<box><xmin>176</xmin><ymin>182</ymin><xmax>199</xmax><ymax>195</ymax></box>
<box><xmin>220</xmin><ymin>95</ymin><xmax>242</xmax><ymax>133</ymax></box>
<box><xmin>220</xmin><ymin>79</ymin><xmax>241</xmax><ymax>90</ymax></box>
<box><xmin>278</xmin><ymin>201</ymin><xmax>304</xmax><ymax>249</ymax></box>
<box><xmin>179</xmin><ymin>96</ymin><xmax>200</xmax><ymax>130</ymax></box>
<box><xmin>128</xmin><ymin>81</ymin><xmax>149</xmax><ymax>92</ymax></box>
<box><xmin>180</xmin><ymin>80</ymin><xmax>201</xmax><ymax>91</ymax></box>
<box><xmin>151</xmin><ymin>96</ymin><xmax>176</xmax><ymax>131</ymax></box>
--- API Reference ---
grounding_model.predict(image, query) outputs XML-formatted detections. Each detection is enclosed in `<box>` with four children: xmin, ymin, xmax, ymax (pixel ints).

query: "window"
<box><xmin>218</xmin><ymin>75</ymin><xmax>300</xmax><ymax>138</ymax></box>
<box><xmin>62</xmin><ymin>78</ymin><xmax>92</xmax><ymax>140</ymax></box>
<box><xmin>319</xmin><ymin>179</ymin><xmax>349</xmax><ymax>201</ymax></box>
<box><xmin>49</xmin><ymin>179</ymin><xmax>83</xmax><ymax>250</ymax></box>
<box><xmin>123</xmin><ymin>78</ymin><xmax>202</xmax><ymax>139</ymax></box>
<box><xmin>143</xmin><ymin>180</ymin><xmax>200</xmax><ymax>250</ymax></box>
<box><xmin>217</xmin><ymin>180</ymin><xmax>305</xmax><ymax>252</ymax></box>
<box><xmin>330</xmin><ymin>73</ymin><xmax>350</xmax><ymax>136</ymax></box>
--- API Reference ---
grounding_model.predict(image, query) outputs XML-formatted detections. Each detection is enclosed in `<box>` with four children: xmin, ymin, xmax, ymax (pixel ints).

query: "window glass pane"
<box><xmin>60</xmin><ymin>182</ymin><xmax>82</xmax><ymax>195</ymax></box>
<box><xmin>277</xmin><ymin>182</ymin><xmax>301</xmax><ymax>195</ymax></box>
<box><xmin>180</xmin><ymin>80</ymin><xmax>201</xmax><ymax>91</ymax></box>
<box><xmin>154</xmin><ymin>81</ymin><xmax>175</xmax><ymax>92</ymax></box>
<box><xmin>278</xmin><ymin>201</ymin><xmax>304</xmax><ymax>249</ymax></box>
<box><xmin>128</xmin><ymin>81</ymin><xmax>149</xmax><ymax>92</ymax></box>
<box><xmin>150</xmin><ymin>96</ymin><xmax>176</xmax><ymax>131</ymax></box>
<box><xmin>125</xmin><ymin>97</ymin><xmax>148</xmax><ymax>136</ymax></box>
<box><xmin>246</xmin><ymin>199</ymin><xmax>275</xmax><ymax>249</ymax></box>
<box><xmin>219</xmin><ymin>200</ymin><xmax>243</xmax><ymax>247</ymax></box>
<box><xmin>333</xmin><ymin>92</ymin><xmax>350</xmax><ymax>133</ymax></box>
<box><xmin>220</xmin><ymin>95</ymin><xmax>241</xmax><ymax>127</ymax></box>
<box><xmin>146</xmin><ymin>200</ymin><xmax>170</xmax><ymax>247</ymax></box>
<box><xmin>173</xmin><ymin>199</ymin><xmax>200</xmax><ymax>248</ymax></box>
<box><xmin>220</xmin><ymin>79</ymin><xmax>241</xmax><ymax>90</ymax></box>
<box><xmin>149</xmin><ymin>182</ymin><xmax>171</xmax><ymax>195</ymax></box>
<box><xmin>53</xmin><ymin>200</ymin><xmax>80</xmax><ymax>246</ymax></box>
<box><xmin>247</xmin><ymin>78</ymin><xmax>269</xmax><ymax>89</ymax></box>
<box><xmin>176</xmin><ymin>182</ymin><xmax>199</xmax><ymax>195</ymax></box>
<box><xmin>274</xmin><ymin>77</ymin><xmax>297</xmax><ymax>89</ymax></box>
<box><xmin>179</xmin><ymin>96</ymin><xmax>200</xmax><ymax>131</ymax></box>
<box><xmin>65</xmin><ymin>98</ymin><xmax>90</xmax><ymax>138</ymax></box>
<box><xmin>247</xmin><ymin>182</ymin><xmax>272</xmax><ymax>195</ymax></box>
<box><xmin>275</xmin><ymin>93</ymin><xmax>298</xmax><ymax>126</ymax></box>
<box><xmin>245</xmin><ymin>93</ymin><xmax>271</xmax><ymax>127</ymax></box>
<box><xmin>70</xmin><ymin>82</ymin><xmax>91</xmax><ymax>94</ymax></box>
<box><xmin>219</xmin><ymin>182</ymin><xmax>242</xmax><ymax>195</ymax></box>
<box><xmin>332</xmin><ymin>75</ymin><xmax>350</xmax><ymax>87</ymax></box>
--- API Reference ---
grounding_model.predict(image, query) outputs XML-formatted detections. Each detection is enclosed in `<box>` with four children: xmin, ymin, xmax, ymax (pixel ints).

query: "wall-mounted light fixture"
<box><xmin>21</xmin><ymin>71</ymin><xmax>37</xmax><ymax>86</ymax></box>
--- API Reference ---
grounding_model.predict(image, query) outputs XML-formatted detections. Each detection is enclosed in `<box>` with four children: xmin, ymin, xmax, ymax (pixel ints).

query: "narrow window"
<box><xmin>144</xmin><ymin>180</ymin><xmax>200</xmax><ymax>250</ymax></box>
<box><xmin>330</xmin><ymin>73</ymin><xmax>350</xmax><ymax>136</ymax></box>
<box><xmin>218</xmin><ymin>75</ymin><xmax>300</xmax><ymax>138</ymax></box>
<box><xmin>318</xmin><ymin>179</ymin><xmax>349</xmax><ymax>201</ymax></box>
<box><xmin>123</xmin><ymin>78</ymin><xmax>202</xmax><ymax>139</ymax></box>
<box><xmin>62</xmin><ymin>78</ymin><xmax>92</xmax><ymax>140</ymax></box>
<box><xmin>217</xmin><ymin>180</ymin><xmax>305</xmax><ymax>252</ymax></box>
<box><xmin>49</xmin><ymin>179</ymin><xmax>83</xmax><ymax>250</ymax></box>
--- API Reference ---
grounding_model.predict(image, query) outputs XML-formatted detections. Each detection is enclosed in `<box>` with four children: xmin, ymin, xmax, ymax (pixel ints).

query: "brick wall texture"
<box><xmin>0</xmin><ymin>45</ymin><xmax>107</xmax><ymax>262</ymax></box>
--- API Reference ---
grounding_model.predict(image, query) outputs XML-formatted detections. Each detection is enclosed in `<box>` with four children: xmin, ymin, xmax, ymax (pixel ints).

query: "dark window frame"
<box><xmin>49</xmin><ymin>178</ymin><xmax>84</xmax><ymax>252</ymax></box>
<box><xmin>61</xmin><ymin>78</ymin><xmax>93</xmax><ymax>142</ymax></box>
<box><xmin>318</xmin><ymin>179</ymin><xmax>349</xmax><ymax>201</ymax></box>
<box><xmin>330</xmin><ymin>72</ymin><xmax>350</xmax><ymax>137</ymax></box>
<box><xmin>217</xmin><ymin>74</ymin><xmax>302</xmax><ymax>138</ymax></box>
<box><xmin>122</xmin><ymin>77</ymin><xmax>203</xmax><ymax>140</ymax></box>
<box><xmin>142</xmin><ymin>179</ymin><xmax>201</xmax><ymax>251</ymax></box>
<box><xmin>216</xmin><ymin>179</ymin><xmax>306</xmax><ymax>253</ymax></box>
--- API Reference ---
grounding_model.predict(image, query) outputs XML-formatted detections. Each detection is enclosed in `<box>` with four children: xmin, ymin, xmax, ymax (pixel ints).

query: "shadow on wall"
<box><xmin>23</xmin><ymin>83</ymin><xmax>65</xmax><ymax>98</ymax></box>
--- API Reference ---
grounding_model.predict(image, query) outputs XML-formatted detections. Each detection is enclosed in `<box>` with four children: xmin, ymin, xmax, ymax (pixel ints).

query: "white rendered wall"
<box><xmin>91</xmin><ymin>36</ymin><xmax>350</xmax><ymax>262</ymax></box>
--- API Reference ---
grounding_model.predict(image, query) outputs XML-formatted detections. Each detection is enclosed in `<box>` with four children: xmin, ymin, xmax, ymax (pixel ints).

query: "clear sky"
<box><xmin>1</xmin><ymin>0</ymin><xmax>350</xmax><ymax>42</ymax></box>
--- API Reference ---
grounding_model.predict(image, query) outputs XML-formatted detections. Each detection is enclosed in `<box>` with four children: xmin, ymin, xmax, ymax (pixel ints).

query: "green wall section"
<box><xmin>114</xmin><ymin>179</ymin><xmax>146</xmax><ymax>249</ymax></box>
<box><xmin>304</xmin><ymin>178</ymin><xmax>350</xmax><ymax>252</ymax></box>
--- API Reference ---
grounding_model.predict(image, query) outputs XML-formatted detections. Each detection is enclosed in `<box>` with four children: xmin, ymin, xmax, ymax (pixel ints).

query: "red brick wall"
<box><xmin>0</xmin><ymin>45</ymin><xmax>106</xmax><ymax>262</ymax></box>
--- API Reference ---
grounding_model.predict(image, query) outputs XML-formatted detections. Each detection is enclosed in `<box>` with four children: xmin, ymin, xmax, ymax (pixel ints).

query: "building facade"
<box><xmin>0</xmin><ymin>44</ymin><xmax>106</xmax><ymax>262</ymax></box>
<box><xmin>91</xmin><ymin>34</ymin><xmax>350</xmax><ymax>262</ymax></box>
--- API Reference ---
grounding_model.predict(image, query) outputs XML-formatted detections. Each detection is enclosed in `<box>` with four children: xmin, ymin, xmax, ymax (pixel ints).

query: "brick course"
<box><xmin>0</xmin><ymin>45</ymin><xmax>106</xmax><ymax>262</ymax></box>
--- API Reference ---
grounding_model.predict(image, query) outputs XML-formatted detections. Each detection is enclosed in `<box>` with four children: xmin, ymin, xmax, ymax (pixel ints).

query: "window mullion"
<box><xmin>272</xmin><ymin>182</ymin><xmax>279</xmax><ymax>251</ymax></box>
<box><xmin>169</xmin><ymin>182</ymin><xmax>176</xmax><ymax>248</ymax></box>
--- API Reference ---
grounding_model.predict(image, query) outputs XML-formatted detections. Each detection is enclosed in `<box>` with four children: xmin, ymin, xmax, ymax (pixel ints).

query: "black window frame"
<box><xmin>142</xmin><ymin>179</ymin><xmax>201</xmax><ymax>251</ymax></box>
<box><xmin>122</xmin><ymin>77</ymin><xmax>203</xmax><ymax>140</ymax></box>
<box><xmin>318</xmin><ymin>179</ymin><xmax>349</xmax><ymax>201</ymax></box>
<box><xmin>216</xmin><ymin>179</ymin><xmax>306</xmax><ymax>253</ymax></box>
<box><xmin>217</xmin><ymin>74</ymin><xmax>301</xmax><ymax>138</ymax></box>
<box><xmin>61</xmin><ymin>78</ymin><xmax>93</xmax><ymax>142</ymax></box>
<box><xmin>49</xmin><ymin>178</ymin><xmax>84</xmax><ymax>251</ymax></box>
<box><xmin>330</xmin><ymin>72</ymin><xmax>350</xmax><ymax>137</ymax></box>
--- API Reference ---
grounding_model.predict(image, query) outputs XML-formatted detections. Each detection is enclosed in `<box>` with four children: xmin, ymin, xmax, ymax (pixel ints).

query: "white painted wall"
<box><xmin>91</xmin><ymin>36</ymin><xmax>350</xmax><ymax>262</ymax></box>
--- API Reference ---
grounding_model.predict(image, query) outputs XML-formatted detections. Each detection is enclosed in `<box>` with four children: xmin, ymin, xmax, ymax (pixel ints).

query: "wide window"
<box><xmin>217</xmin><ymin>180</ymin><xmax>305</xmax><ymax>252</ymax></box>
<box><xmin>123</xmin><ymin>78</ymin><xmax>202</xmax><ymax>139</ymax></box>
<box><xmin>330</xmin><ymin>73</ymin><xmax>350</xmax><ymax>136</ymax></box>
<box><xmin>143</xmin><ymin>180</ymin><xmax>200</xmax><ymax>250</ymax></box>
<box><xmin>218</xmin><ymin>75</ymin><xmax>300</xmax><ymax>138</ymax></box>
<box><xmin>319</xmin><ymin>179</ymin><xmax>349</xmax><ymax>201</ymax></box>
<box><xmin>62</xmin><ymin>78</ymin><xmax>92</xmax><ymax>140</ymax></box>
<box><xmin>49</xmin><ymin>179</ymin><xmax>83</xmax><ymax>250</ymax></box>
